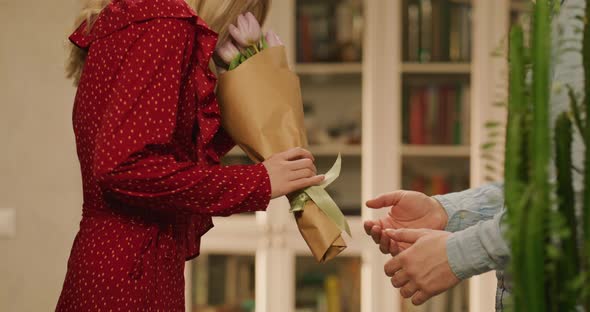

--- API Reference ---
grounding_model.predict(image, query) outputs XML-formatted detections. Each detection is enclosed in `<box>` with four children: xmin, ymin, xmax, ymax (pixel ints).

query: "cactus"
<box><xmin>503</xmin><ymin>1</ymin><xmax>589</xmax><ymax>310</ymax></box>
<box><xmin>505</xmin><ymin>25</ymin><xmax>528</xmax><ymax>311</ymax></box>
<box><xmin>584</xmin><ymin>0</ymin><xmax>590</xmax><ymax>309</ymax></box>
<box><xmin>526</xmin><ymin>1</ymin><xmax>552</xmax><ymax>310</ymax></box>
<box><xmin>554</xmin><ymin>112</ymin><xmax>579</xmax><ymax>311</ymax></box>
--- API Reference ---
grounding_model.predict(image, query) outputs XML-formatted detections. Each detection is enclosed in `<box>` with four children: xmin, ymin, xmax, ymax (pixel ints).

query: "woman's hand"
<box><xmin>263</xmin><ymin>148</ymin><xmax>324</xmax><ymax>199</ymax></box>
<box><xmin>363</xmin><ymin>190</ymin><xmax>448</xmax><ymax>255</ymax></box>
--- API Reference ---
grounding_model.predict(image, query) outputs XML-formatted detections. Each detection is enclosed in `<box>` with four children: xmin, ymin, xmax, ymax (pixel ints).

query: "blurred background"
<box><xmin>0</xmin><ymin>0</ymin><xmax>529</xmax><ymax>311</ymax></box>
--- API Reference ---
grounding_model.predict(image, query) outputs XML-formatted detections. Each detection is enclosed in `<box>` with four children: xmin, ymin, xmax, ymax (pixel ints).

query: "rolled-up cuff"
<box><xmin>447</xmin><ymin>226</ymin><xmax>491</xmax><ymax>280</ymax></box>
<box><xmin>433</xmin><ymin>183</ymin><xmax>504</xmax><ymax>233</ymax></box>
<box><xmin>446</xmin><ymin>215</ymin><xmax>510</xmax><ymax>280</ymax></box>
<box><xmin>433</xmin><ymin>195</ymin><xmax>463</xmax><ymax>232</ymax></box>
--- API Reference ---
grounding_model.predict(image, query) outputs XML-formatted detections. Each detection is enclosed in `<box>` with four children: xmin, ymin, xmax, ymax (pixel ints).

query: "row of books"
<box><xmin>297</xmin><ymin>0</ymin><xmax>364</xmax><ymax>63</ymax></box>
<box><xmin>296</xmin><ymin>257</ymin><xmax>361</xmax><ymax>312</ymax></box>
<box><xmin>191</xmin><ymin>255</ymin><xmax>255</xmax><ymax>312</ymax></box>
<box><xmin>404</xmin><ymin>0</ymin><xmax>472</xmax><ymax>62</ymax></box>
<box><xmin>402</xmin><ymin>84</ymin><xmax>470</xmax><ymax>145</ymax></box>
<box><xmin>404</xmin><ymin>173</ymin><xmax>469</xmax><ymax>196</ymax></box>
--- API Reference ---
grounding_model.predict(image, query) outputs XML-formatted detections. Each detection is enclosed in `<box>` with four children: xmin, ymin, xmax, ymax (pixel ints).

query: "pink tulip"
<box><xmin>216</xmin><ymin>40</ymin><xmax>241</xmax><ymax>65</ymax></box>
<box><xmin>216</xmin><ymin>66</ymin><xmax>227</xmax><ymax>75</ymax></box>
<box><xmin>229</xmin><ymin>12</ymin><xmax>262</xmax><ymax>48</ymax></box>
<box><xmin>265</xmin><ymin>30</ymin><xmax>284</xmax><ymax>48</ymax></box>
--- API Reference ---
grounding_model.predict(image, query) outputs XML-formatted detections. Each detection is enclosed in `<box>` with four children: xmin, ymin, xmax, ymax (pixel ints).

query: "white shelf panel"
<box><xmin>199</xmin><ymin>215</ymin><xmax>260</xmax><ymax>254</ymax></box>
<box><xmin>295</xmin><ymin>63</ymin><xmax>362</xmax><ymax>75</ymax></box>
<box><xmin>402</xmin><ymin>62</ymin><xmax>472</xmax><ymax>74</ymax></box>
<box><xmin>226</xmin><ymin>144</ymin><xmax>362</xmax><ymax>158</ymax></box>
<box><xmin>402</xmin><ymin>145</ymin><xmax>471</xmax><ymax>157</ymax></box>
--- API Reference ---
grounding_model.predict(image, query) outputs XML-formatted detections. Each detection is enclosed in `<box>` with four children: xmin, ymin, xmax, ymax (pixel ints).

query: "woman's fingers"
<box><xmin>282</xmin><ymin>147</ymin><xmax>314</xmax><ymax>161</ymax></box>
<box><xmin>264</xmin><ymin>149</ymin><xmax>319</xmax><ymax>198</ymax></box>
<box><xmin>288</xmin><ymin>158</ymin><xmax>317</xmax><ymax>173</ymax></box>
<box><xmin>290</xmin><ymin>168</ymin><xmax>316</xmax><ymax>181</ymax></box>
<box><xmin>289</xmin><ymin>175</ymin><xmax>325</xmax><ymax>192</ymax></box>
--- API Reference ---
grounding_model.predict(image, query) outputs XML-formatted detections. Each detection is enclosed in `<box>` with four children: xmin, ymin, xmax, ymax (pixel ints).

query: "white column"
<box><xmin>255</xmin><ymin>3</ymin><xmax>298</xmax><ymax>311</ymax></box>
<box><xmin>184</xmin><ymin>264</ymin><xmax>192</xmax><ymax>312</ymax></box>
<box><xmin>361</xmin><ymin>0</ymin><xmax>403</xmax><ymax>311</ymax></box>
<box><xmin>264</xmin><ymin>0</ymin><xmax>296</xmax><ymax>63</ymax></box>
<box><xmin>470</xmin><ymin>0</ymin><xmax>510</xmax><ymax>311</ymax></box>
<box><xmin>255</xmin><ymin>198</ymin><xmax>295</xmax><ymax>312</ymax></box>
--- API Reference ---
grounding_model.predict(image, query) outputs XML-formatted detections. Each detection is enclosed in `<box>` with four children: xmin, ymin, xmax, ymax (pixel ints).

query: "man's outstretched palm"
<box><xmin>363</xmin><ymin>190</ymin><xmax>448</xmax><ymax>255</ymax></box>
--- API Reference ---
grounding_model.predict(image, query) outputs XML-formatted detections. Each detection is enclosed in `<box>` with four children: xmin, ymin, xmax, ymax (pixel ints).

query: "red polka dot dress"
<box><xmin>56</xmin><ymin>0</ymin><xmax>271</xmax><ymax>311</ymax></box>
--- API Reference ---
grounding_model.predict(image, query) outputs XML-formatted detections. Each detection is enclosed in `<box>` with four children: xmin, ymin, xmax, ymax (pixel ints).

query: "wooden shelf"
<box><xmin>402</xmin><ymin>62</ymin><xmax>471</xmax><ymax>74</ymax></box>
<box><xmin>226</xmin><ymin>144</ymin><xmax>362</xmax><ymax>157</ymax></box>
<box><xmin>295</xmin><ymin>63</ymin><xmax>362</xmax><ymax>75</ymax></box>
<box><xmin>511</xmin><ymin>1</ymin><xmax>531</xmax><ymax>13</ymax></box>
<box><xmin>449</xmin><ymin>0</ymin><xmax>472</xmax><ymax>4</ymax></box>
<box><xmin>402</xmin><ymin>145</ymin><xmax>471</xmax><ymax>158</ymax></box>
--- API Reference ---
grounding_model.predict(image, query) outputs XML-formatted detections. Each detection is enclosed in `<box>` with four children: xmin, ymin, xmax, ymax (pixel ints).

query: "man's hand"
<box><xmin>383</xmin><ymin>229</ymin><xmax>460</xmax><ymax>305</ymax></box>
<box><xmin>363</xmin><ymin>191</ymin><xmax>448</xmax><ymax>255</ymax></box>
<box><xmin>383</xmin><ymin>229</ymin><xmax>460</xmax><ymax>306</ymax></box>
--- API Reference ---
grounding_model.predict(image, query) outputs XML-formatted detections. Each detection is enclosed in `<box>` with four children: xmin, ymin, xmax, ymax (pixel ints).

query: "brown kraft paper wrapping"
<box><xmin>217</xmin><ymin>46</ymin><xmax>346</xmax><ymax>262</ymax></box>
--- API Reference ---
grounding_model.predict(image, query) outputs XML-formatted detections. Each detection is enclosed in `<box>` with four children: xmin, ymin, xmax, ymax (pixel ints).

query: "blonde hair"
<box><xmin>67</xmin><ymin>0</ymin><xmax>271</xmax><ymax>85</ymax></box>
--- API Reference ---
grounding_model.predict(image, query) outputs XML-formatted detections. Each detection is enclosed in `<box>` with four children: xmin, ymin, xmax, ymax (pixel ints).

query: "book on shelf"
<box><xmin>403</xmin><ymin>84</ymin><xmax>470</xmax><ymax>146</ymax></box>
<box><xmin>405</xmin><ymin>0</ymin><xmax>472</xmax><ymax>62</ymax></box>
<box><xmin>297</xmin><ymin>0</ymin><xmax>363</xmax><ymax>63</ymax></box>
<box><xmin>406</xmin><ymin>1</ymin><xmax>421</xmax><ymax>62</ymax></box>
<box><xmin>191</xmin><ymin>255</ymin><xmax>255</xmax><ymax>311</ymax></box>
<box><xmin>405</xmin><ymin>173</ymin><xmax>467</xmax><ymax>196</ymax></box>
<box><xmin>324</xmin><ymin>275</ymin><xmax>341</xmax><ymax>312</ymax></box>
<box><xmin>296</xmin><ymin>257</ymin><xmax>361</xmax><ymax>312</ymax></box>
<box><xmin>419</xmin><ymin>0</ymin><xmax>433</xmax><ymax>62</ymax></box>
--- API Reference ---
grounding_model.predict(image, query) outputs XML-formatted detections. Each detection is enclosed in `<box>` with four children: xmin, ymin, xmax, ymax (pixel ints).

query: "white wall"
<box><xmin>0</xmin><ymin>0</ymin><xmax>82</xmax><ymax>310</ymax></box>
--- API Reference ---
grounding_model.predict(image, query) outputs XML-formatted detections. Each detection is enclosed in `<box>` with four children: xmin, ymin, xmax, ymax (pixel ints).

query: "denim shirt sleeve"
<box><xmin>432</xmin><ymin>183</ymin><xmax>505</xmax><ymax>233</ymax></box>
<box><xmin>445</xmin><ymin>210</ymin><xmax>511</xmax><ymax>280</ymax></box>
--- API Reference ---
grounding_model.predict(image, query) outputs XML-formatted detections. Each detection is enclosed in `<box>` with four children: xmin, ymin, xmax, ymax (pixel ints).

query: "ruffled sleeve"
<box><xmin>93</xmin><ymin>18</ymin><xmax>271</xmax><ymax>217</ymax></box>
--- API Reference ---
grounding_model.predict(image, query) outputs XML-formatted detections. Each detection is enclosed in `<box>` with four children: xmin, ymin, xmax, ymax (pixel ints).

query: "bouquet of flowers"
<box><xmin>216</xmin><ymin>13</ymin><xmax>351</xmax><ymax>263</ymax></box>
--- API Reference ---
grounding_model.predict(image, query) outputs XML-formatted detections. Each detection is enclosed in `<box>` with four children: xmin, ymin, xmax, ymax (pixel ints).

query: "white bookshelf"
<box><xmin>226</xmin><ymin>144</ymin><xmax>363</xmax><ymax>157</ymax></box>
<box><xmin>402</xmin><ymin>62</ymin><xmax>471</xmax><ymax>74</ymax></box>
<box><xmin>185</xmin><ymin>0</ymin><xmax>515</xmax><ymax>311</ymax></box>
<box><xmin>227</xmin><ymin>145</ymin><xmax>471</xmax><ymax>158</ymax></box>
<box><xmin>402</xmin><ymin>145</ymin><xmax>471</xmax><ymax>157</ymax></box>
<box><xmin>295</xmin><ymin>63</ymin><xmax>363</xmax><ymax>75</ymax></box>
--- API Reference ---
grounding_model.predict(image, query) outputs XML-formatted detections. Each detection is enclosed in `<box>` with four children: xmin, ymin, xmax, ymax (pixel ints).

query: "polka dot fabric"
<box><xmin>56</xmin><ymin>0</ymin><xmax>271</xmax><ymax>310</ymax></box>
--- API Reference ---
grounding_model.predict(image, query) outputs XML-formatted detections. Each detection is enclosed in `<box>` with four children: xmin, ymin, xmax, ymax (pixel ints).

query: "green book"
<box><xmin>419</xmin><ymin>0</ymin><xmax>432</xmax><ymax>62</ymax></box>
<box><xmin>439</xmin><ymin>0</ymin><xmax>451</xmax><ymax>61</ymax></box>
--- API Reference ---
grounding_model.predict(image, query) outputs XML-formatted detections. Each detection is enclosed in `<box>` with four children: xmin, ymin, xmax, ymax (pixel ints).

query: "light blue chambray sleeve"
<box><xmin>432</xmin><ymin>183</ymin><xmax>505</xmax><ymax>233</ymax></box>
<box><xmin>445</xmin><ymin>210</ymin><xmax>511</xmax><ymax>280</ymax></box>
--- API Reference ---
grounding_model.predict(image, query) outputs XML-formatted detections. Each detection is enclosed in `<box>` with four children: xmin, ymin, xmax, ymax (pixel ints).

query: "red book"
<box><xmin>438</xmin><ymin>87</ymin><xmax>449</xmax><ymax>144</ymax></box>
<box><xmin>425</xmin><ymin>87</ymin><xmax>438</xmax><ymax>144</ymax></box>
<box><xmin>431</xmin><ymin>175</ymin><xmax>450</xmax><ymax>195</ymax></box>
<box><xmin>409</xmin><ymin>87</ymin><xmax>426</xmax><ymax>144</ymax></box>
<box><xmin>446</xmin><ymin>87</ymin><xmax>457</xmax><ymax>145</ymax></box>
<box><xmin>299</xmin><ymin>14</ymin><xmax>313</xmax><ymax>62</ymax></box>
<box><xmin>411</xmin><ymin>176</ymin><xmax>427</xmax><ymax>194</ymax></box>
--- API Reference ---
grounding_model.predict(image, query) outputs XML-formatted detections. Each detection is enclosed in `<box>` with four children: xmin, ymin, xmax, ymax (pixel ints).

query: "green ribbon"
<box><xmin>289</xmin><ymin>154</ymin><xmax>351</xmax><ymax>237</ymax></box>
